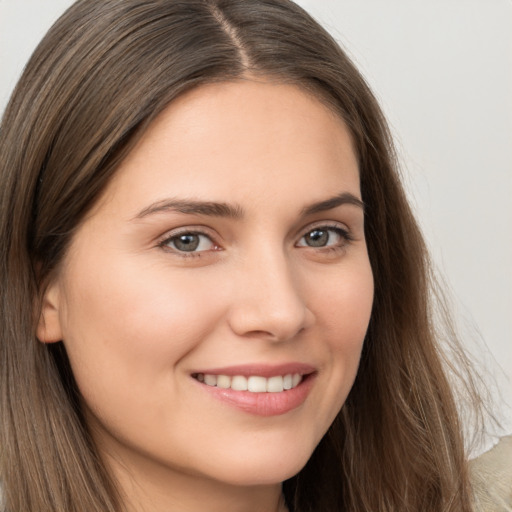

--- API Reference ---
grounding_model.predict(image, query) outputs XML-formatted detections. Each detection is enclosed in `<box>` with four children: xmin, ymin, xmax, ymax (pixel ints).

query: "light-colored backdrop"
<box><xmin>1</xmin><ymin>0</ymin><xmax>510</xmax><ymax>435</ymax></box>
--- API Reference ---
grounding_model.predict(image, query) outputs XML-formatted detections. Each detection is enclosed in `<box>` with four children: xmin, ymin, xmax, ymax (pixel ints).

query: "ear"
<box><xmin>37</xmin><ymin>282</ymin><xmax>63</xmax><ymax>343</ymax></box>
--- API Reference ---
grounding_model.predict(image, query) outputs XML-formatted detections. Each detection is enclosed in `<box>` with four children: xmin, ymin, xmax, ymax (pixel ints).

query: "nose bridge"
<box><xmin>227</xmin><ymin>242</ymin><xmax>311</xmax><ymax>341</ymax></box>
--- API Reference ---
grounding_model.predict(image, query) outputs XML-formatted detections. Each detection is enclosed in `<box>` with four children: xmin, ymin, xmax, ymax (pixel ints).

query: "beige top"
<box><xmin>470</xmin><ymin>436</ymin><xmax>512</xmax><ymax>511</ymax></box>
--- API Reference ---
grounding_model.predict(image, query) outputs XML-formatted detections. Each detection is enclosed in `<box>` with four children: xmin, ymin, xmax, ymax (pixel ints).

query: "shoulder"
<box><xmin>470</xmin><ymin>435</ymin><xmax>512</xmax><ymax>512</ymax></box>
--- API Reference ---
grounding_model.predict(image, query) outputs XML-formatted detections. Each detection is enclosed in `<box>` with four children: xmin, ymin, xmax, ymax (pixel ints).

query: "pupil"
<box><xmin>306</xmin><ymin>229</ymin><xmax>328</xmax><ymax>247</ymax></box>
<box><xmin>174</xmin><ymin>234</ymin><xmax>199</xmax><ymax>251</ymax></box>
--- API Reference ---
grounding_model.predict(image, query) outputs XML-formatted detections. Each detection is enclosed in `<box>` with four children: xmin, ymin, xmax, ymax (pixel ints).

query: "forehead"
<box><xmin>98</xmin><ymin>79</ymin><xmax>360</xmax><ymax>215</ymax></box>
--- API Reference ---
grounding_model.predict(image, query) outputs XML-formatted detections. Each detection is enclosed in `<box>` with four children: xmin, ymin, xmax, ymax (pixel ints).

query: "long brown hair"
<box><xmin>0</xmin><ymin>0</ymin><xmax>480</xmax><ymax>510</ymax></box>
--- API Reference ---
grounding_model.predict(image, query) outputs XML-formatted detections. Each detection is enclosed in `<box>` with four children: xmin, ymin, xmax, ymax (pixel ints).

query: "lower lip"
<box><xmin>195</xmin><ymin>374</ymin><xmax>315</xmax><ymax>417</ymax></box>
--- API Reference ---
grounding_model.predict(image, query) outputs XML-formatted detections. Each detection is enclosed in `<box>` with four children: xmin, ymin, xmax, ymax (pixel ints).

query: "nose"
<box><xmin>227</xmin><ymin>249</ymin><xmax>314</xmax><ymax>342</ymax></box>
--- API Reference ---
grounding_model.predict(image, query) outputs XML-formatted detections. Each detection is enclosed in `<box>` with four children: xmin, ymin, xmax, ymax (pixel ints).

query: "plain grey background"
<box><xmin>1</xmin><ymin>0</ymin><xmax>511</xmax><ymax>439</ymax></box>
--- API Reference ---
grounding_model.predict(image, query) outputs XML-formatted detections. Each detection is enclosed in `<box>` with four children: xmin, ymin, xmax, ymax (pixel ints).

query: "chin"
<box><xmin>196</xmin><ymin>440</ymin><xmax>315</xmax><ymax>487</ymax></box>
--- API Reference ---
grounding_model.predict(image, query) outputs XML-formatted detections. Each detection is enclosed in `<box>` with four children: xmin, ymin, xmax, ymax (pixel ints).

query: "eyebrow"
<box><xmin>301</xmin><ymin>192</ymin><xmax>364</xmax><ymax>215</ymax></box>
<box><xmin>133</xmin><ymin>192</ymin><xmax>364</xmax><ymax>220</ymax></box>
<box><xmin>134</xmin><ymin>198</ymin><xmax>244</xmax><ymax>220</ymax></box>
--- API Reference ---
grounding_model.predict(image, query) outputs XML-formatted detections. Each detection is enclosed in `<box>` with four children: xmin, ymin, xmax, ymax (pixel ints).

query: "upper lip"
<box><xmin>191</xmin><ymin>362</ymin><xmax>316</xmax><ymax>378</ymax></box>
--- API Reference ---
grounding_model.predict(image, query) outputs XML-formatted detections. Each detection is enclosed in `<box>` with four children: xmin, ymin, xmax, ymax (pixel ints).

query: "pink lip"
<box><xmin>191</xmin><ymin>363</ymin><xmax>317</xmax><ymax>417</ymax></box>
<box><xmin>192</xmin><ymin>362</ymin><xmax>315</xmax><ymax>378</ymax></box>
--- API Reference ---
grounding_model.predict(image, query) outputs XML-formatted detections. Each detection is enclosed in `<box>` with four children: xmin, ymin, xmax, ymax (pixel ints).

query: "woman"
<box><xmin>0</xmin><ymin>0</ymin><xmax>491</xmax><ymax>511</ymax></box>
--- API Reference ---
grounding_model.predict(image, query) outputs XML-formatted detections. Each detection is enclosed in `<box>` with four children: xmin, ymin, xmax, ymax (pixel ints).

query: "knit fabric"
<box><xmin>471</xmin><ymin>436</ymin><xmax>512</xmax><ymax>511</ymax></box>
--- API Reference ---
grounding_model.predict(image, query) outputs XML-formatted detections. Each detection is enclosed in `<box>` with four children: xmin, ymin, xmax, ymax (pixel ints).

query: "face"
<box><xmin>39</xmin><ymin>80</ymin><xmax>373</xmax><ymax>492</ymax></box>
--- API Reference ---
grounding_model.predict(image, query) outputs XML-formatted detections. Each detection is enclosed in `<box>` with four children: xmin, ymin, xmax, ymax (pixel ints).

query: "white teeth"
<box><xmin>195</xmin><ymin>372</ymin><xmax>304</xmax><ymax>392</ymax></box>
<box><xmin>217</xmin><ymin>375</ymin><xmax>231</xmax><ymax>389</ymax></box>
<box><xmin>248</xmin><ymin>376</ymin><xmax>267</xmax><ymax>392</ymax></box>
<box><xmin>231</xmin><ymin>375</ymin><xmax>248</xmax><ymax>391</ymax></box>
<box><xmin>266</xmin><ymin>376</ymin><xmax>284</xmax><ymax>393</ymax></box>
<box><xmin>204</xmin><ymin>374</ymin><xmax>217</xmax><ymax>386</ymax></box>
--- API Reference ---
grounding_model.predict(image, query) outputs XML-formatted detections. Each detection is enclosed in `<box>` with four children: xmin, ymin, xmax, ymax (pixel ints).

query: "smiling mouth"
<box><xmin>191</xmin><ymin>367</ymin><xmax>316</xmax><ymax>416</ymax></box>
<box><xmin>192</xmin><ymin>373</ymin><xmax>304</xmax><ymax>393</ymax></box>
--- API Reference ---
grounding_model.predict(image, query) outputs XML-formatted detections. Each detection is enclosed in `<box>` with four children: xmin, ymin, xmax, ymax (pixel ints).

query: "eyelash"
<box><xmin>297</xmin><ymin>224</ymin><xmax>354</xmax><ymax>253</ymax></box>
<box><xmin>157</xmin><ymin>224</ymin><xmax>354</xmax><ymax>259</ymax></box>
<box><xmin>158</xmin><ymin>228</ymin><xmax>218</xmax><ymax>259</ymax></box>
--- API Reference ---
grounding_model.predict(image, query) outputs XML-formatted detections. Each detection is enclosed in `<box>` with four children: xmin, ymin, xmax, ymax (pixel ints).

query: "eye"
<box><xmin>296</xmin><ymin>226</ymin><xmax>350</xmax><ymax>248</ymax></box>
<box><xmin>161</xmin><ymin>231</ymin><xmax>216</xmax><ymax>253</ymax></box>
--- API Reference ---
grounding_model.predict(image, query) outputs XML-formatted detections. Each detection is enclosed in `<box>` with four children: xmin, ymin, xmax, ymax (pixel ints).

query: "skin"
<box><xmin>38</xmin><ymin>79</ymin><xmax>374</xmax><ymax>512</ymax></box>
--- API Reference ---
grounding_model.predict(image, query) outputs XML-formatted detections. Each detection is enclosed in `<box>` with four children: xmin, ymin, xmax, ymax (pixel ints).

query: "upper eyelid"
<box><xmin>296</xmin><ymin>220</ymin><xmax>351</xmax><ymax>238</ymax></box>
<box><xmin>296</xmin><ymin>225</ymin><xmax>352</xmax><ymax>245</ymax></box>
<box><xmin>157</xmin><ymin>225</ymin><xmax>216</xmax><ymax>243</ymax></box>
<box><xmin>157</xmin><ymin>229</ymin><xmax>219</xmax><ymax>258</ymax></box>
<box><xmin>156</xmin><ymin>220</ymin><xmax>352</xmax><ymax>248</ymax></box>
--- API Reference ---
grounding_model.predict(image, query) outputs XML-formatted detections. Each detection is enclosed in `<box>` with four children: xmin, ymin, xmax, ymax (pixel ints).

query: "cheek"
<box><xmin>58</xmin><ymin>258</ymin><xmax>223</xmax><ymax>398</ymax></box>
<box><xmin>316</xmin><ymin>259</ymin><xmax>374</xmax><ymax>348</ymax></box>
<box><xmin>312</xmin><ymin>259</ymin><xmax>373</xmax><ymax>410</ymax></box>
